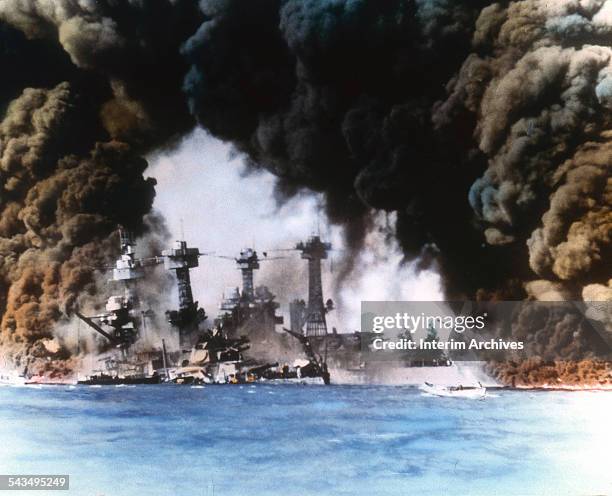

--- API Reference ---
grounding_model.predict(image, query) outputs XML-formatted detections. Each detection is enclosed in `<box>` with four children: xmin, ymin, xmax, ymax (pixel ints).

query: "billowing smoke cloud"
<box><xmin>0</xmin><ymin>0</ymin><xmax>203</xmax><ymax>375</ymax></box>
<box><xmin>181</xmin><ymin>0</ymin><xmax>610</xmax><ymax>301</ymax></box>
<box><xmin>0</xmin><ymin>83</ymin><xmax>157</xmax><ymax>373</ymax></box>
<box><xmin>179</xmin><ymin>0</ymin><xmax>610</xmax><ymax>384</ymax></box>
<box><xmin>0</xmin><ymin>0</ymin><xmax>201</xmax><ymax>147</ymax></box>
<box><xmin>528</xmin><ymin>137</ymin><xmax>611</xmax><ymax>284</ymax></box>
<box><xmin>439</xmin><ymin>1</ymin><xmax>610</xmax><ymax>289</ymax></box>
<box><xmin>0</xmin><ymin>0</ymin><xmax>610</xmax><ymax>384</ymax></box>
<box><xmin>438</xmin><ymin>1</ymin><xmax>612</xmax><ymax>384</ymax></box>
<box><xmin>181</xmin><ymin>0</ymin><xmax>516</xmax><ymax>294</ymax></box>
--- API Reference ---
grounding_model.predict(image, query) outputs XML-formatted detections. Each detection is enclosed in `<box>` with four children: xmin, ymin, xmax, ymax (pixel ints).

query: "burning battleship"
<box><xmin>74</xmin><ymin>228</ymin><xmax>331</xmax><ymax>386</ymax></box>
<box><xmin>0</xmin><ymin>225</ymin><xmax>462</xmax><ymax>388</ymax></box>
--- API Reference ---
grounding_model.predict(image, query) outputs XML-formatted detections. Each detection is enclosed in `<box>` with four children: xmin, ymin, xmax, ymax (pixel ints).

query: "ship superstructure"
<box><xmin>173</xmin><ymin>246</ymin><xmax>330</xmax><ymax>384</ymax></box>
<box><xmin>214</xmin><ymin>249</ymin><xmax>289</xmax><ymax>362</ymax></box>
<box><xmin>74</xmin><ymin>229</ymin><xmax>332</xmax><ymax>385</ymax></box>
<box><xmin>162</xmin><ymin>240</ymin><xmax>206</xmax><ymax>349</ymax></box>
<box><xmin>76</xmin><ymin>229</ymin><xmax>161</xmax><ymax>356</ymax></box>
<box><xmin>76</xmin><ymin>229</ymin><xmax>208</xmax><ymax>383</ymax></box>
<box><xmin>70</xmin><ymin>226</ymin><xmax>453</xmax><ymax>386</ymax></box>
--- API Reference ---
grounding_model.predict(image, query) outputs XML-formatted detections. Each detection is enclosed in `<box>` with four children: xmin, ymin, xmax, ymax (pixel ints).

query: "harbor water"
<box><xmin>0</xmin><ymin>385</ymin><xmax>610</xmax><ymax>496</ymax></box>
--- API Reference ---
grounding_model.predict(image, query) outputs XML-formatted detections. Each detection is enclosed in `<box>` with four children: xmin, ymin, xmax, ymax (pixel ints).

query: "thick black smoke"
<box><xmin>180</xmin><ymin>0</ymin><xmax>529</xmax><ymax>296</ymax></box>
<box><xmin>182</xmin><ymin>0</ymin><xmax>611</xmax><ymax>301</ymax></box>
<box><xmin>0</xmin><ymin>0</ymin><xmax>203</xmax><ymax>373</ymax></box>
<box><xmin>180</xmin><ymin>0</ymin><xmax>611</xmax><ymax>385</ymax></box>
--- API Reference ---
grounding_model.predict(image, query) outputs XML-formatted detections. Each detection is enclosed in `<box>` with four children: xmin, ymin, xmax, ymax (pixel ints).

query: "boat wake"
<box><xmin>420</xmin><ymin>382</ymin><xmax>487</xmax><ymax>399</ymax></box>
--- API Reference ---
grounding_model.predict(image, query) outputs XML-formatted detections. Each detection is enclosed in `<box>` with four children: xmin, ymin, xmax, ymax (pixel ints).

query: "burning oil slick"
<box><xmin>0</xmin><ymin>1</ymin><xmax>610</xmax><ymax>385</ymax></box>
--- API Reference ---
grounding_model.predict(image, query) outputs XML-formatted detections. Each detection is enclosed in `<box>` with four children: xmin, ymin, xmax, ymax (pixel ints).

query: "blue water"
<box><xmin>0</xmin><ymin>385</ymin><xmax>610</xmax><ymax>496</ymax></box>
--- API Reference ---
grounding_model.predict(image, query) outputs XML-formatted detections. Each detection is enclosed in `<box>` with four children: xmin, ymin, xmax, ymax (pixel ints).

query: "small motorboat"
<box><xmin>421</xmin><ymin>382</ymin><xmax>486</xmax><ymax>399</ymax></box>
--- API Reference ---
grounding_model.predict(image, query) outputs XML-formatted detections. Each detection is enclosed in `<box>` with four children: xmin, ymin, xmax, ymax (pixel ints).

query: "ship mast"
<box><xmin>236</xmin><ymin>248</ymin><xmax>260</xmax><ymax>302</ymax></box>
<box><xmin>295</xmin><ymin>236</ymin><xmax>332</xmax><ymax>337</ymax></box>
<box><xmin>162</xmin><ymin>240</ymin><xmax>206</xmax><ymax>349</ymax></box>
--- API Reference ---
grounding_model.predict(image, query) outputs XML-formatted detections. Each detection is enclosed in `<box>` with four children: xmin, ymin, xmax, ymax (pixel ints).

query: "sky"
<box><xmin>146</xmin><ymin>128</ymin><xmax>442</xmax><ymax>331</ymax></box>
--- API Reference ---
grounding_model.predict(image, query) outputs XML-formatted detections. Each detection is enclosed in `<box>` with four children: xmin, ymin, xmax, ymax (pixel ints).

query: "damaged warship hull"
<box><xmin>78</xmin><ymin>374</ymin><xmax>162</xmax><ymax>385</ymax></box>
<box><xmin>74</xmin><ymin>232</ymin><xmax>331</xmax><ymax>386</ymax></box>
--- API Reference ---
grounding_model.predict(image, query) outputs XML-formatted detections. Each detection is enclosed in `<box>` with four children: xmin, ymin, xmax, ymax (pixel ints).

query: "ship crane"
<box><xmin>74</xmin><ymin>311</ymin><xmax>116</xmax><ymax>343</ymax></box>
<box><xmin>281</xmin><ymin>327</ymin><xmax>330</xmax><ymax>385</ymax></box>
